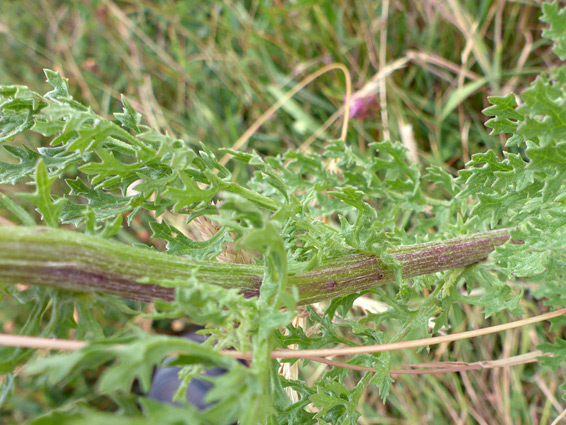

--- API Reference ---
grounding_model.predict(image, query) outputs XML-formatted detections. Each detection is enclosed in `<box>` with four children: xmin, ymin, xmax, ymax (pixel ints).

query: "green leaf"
<box><xmin>0</xmin><ymin>86</ymin><xmax>42</xmax><ymax>142</ymax></box>
<box><xmin>0</xmin><ymin>145</ymin><xmax>79</xmax><ymax>185</ymax></box>
<box><xmin>538</xmin><ymin>338</ymin><xmax>566</xmax><ymax>370</ymax></box>
<box><xmin>0</xmin><ymin>145</ymin><xmax>40</xmax><ymax>184</ymax></box>
<box><xmin>456</xmin><ymin>284</ymin><xmax>524</xmax><ymax>318</ymax></box>
<box><xmin>237</xmin><ymin>222</ymin><xmax>288</xmax><ymax>305</ymax></box>
<box><xmin>525</xmin><ymin>142</ymin><xmax>566</xmax><ymax>202</ymax></box>
<box><xmin>26</xmin><ymin>334</ymin><xmax>238</xmax><ymax>394</ymax></box>
<box><xmin>0</xmin><ymin>289</ymin><xmax>77</xmax><ymax>374</ymax></box>
<box><xmin>439</xmin><ymin>78</ymin><xmax>488</xmax><ymax>122</ymax></box>
<box><xmin>369</xmin><ymin>353</ymin><xmax>394</xmax><ymax>402</ymax></box>
<box><xmin>18</xmin><ymin>160</ymin><xmax>66</xmax><ymax>227</ymax></box>
<box><xmin>328</xmin><ymin>186</ymin><xmax>377</xmax><ymax>217</ymax></box>
<box><xmin>80</xmin><ymin>148</ymin><xmax>141</xmax><ymax>187</ymax></box>
<box><xmin>483</xmin><ymin>94</ymin><xmax>523</xmax><ymax>135</ymax></box>
<box><xmin>114</xmin><ymin>95</ymin><xmax>142</xmax><ymax>133</ymax></box>
<box><xmin>0</xmin><ymin>373</ymin><xmax>14</xmax><ymax>408</ymax></box>
<box><xmin>423</xmin><ymin>165</ymin><xmax>457</xmax><ymax>196</ymax></box>
<box><xmin>63</xmin><ymin>177</ymin><xmax>131</xmax><ymax>224</ymax></box>
<box><xmin>150</xmin><ymin>220</ymin><xmax>230</xmax><ymax>260</ymax></box>
<box><xmin>518</xmin><ymin>75</ymin><xmax>566</xmax><ymax>143</ymax></box>
<box><xmin>28</xmin><ymin>399</ymin><xmax>204</xmax><ymax>425</ymax></box>
<box><xmin>0</xmin><ymin>192</ymin><xmax>36</xmax><ymax>225</ymax></box>
<box><xmin>164</xmin><ymin>172</ymin><xmax>222</xmax><ymax>210</ymax></box>
<box><xmin>44</xmin><ymin>69</ymin><xmax>72</xmax><ymax>100</ymax></box>
<box><xmin>541</xmin><ymin>1</ymin><xmax>566</xmax><ymax>60</ymax></box>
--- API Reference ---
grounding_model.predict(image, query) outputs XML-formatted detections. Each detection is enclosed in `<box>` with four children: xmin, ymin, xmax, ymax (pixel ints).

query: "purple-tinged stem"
<box><xmin>292</xmin><ymin>229</ymin><xmax>515</xmax><ymax>304</ymax></box>
<box><xmin>0</xmin><ymin>226</ymin><xmax>515</xmax><ymax>305</ymax></box>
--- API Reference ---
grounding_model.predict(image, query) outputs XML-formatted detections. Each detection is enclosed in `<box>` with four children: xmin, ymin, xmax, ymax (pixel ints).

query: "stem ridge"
<box><xmin>0</xmin><ymin>226</ymin><xmax>513</xmax><ymax>305</ymax></box>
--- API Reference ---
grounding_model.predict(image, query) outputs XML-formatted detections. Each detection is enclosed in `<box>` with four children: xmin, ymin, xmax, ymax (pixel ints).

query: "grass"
<box><xmin>356</xmin><ymin>302</ymin><xmax>563</xmax><ymax>424</ymax></box>
<box><xmin>0</xmin><ymin>0</ymin><xmax>563</xmax><ymax>423</ymax></box>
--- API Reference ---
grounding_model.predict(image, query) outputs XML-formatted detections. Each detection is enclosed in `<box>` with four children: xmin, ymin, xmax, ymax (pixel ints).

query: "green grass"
<box><xmin>0</xmin><ymin>0</ymin><xmax>562</xmax><ymax>423</ymax></box>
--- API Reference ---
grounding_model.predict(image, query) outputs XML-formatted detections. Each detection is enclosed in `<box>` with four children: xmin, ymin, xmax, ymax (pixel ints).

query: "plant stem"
<box><xmin>0</xmin><ymin>226</ymin><xmax>262</xmax><ymax>302</ymax></box>
<box><xmin>0</xmin><ymin>226</ymin><xmax>516</xmax><ymax>305</ymax></box>
<box><xmin>293</xmin><ymin>228</ymin><xmax>516</xmax><ymax>304</ymax></box>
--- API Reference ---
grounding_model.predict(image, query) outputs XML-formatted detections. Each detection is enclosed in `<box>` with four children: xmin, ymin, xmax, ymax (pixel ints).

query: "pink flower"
<box><xmin>345</xmin><ymin>95</ymin><xmax>380</xmax><ymax>120</ymax></box>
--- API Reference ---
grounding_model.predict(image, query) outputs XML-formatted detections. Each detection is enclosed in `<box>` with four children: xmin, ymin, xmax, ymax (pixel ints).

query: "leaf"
<box><xmin>26</xmin><ymin>334</ymin><xmax>238</xmax><ymax>394</ymax></box>
<box><xmin>328</xmin><ymin>186</ymin><xmax>376</xmax><ymax>216</ymax></box>
<box><xmin>80</xmin><ymin>148</ymin><xmax>141</xmax><ymax>187</ymax></box>
<box><xmin>28</xmin><ymin>399</ymin><xmax>204</xmax><ymax>425</ymax></box>
<box><xmin>63</xmin><ymin>177</ymin><xmax>131</xmax><ymax>224</ymax></box>
<box><xmin>18</xmin><ymin>160</ymin><xmax>66</xmax><ymax>227</ymax></box>
<box><xmin>423</xmin><ymin>165</ymin><xmax>457</xmax><ymax>196</ymax></box>
<box><xmin>74</xmin><ymin>296</ymin><xmax>105</xmax><ymax>339</ymax></box>
<box><xmin>0</xmin><ymin>86</ymin><xmax>42</xmax><ymax>142</ymax></box>
<box><xmin>471</xmin><ymin>191</ymin><xmax>525</xmax><ymax>227</ymax></box>
<box><xmin>538</xmin><ymin>338</ymin><xmax>566</xmax><ymax>370</ymax></box>
<box><xmin>310</xmin><ymin>379</ymin><xmax>360</xmax><ymax>424</ymax></box>
<box><xmin>149</xmin><ymin>220</ymin><xmax>230</xmax><ymax>260</ymax></box>
<box><xmin>369</xmin><ymin>353</ymin><xmax>394</xmax><ymax>402</ymax></box>
<box><xmin>66</xmin><ymin>120</ymin><xmax>116</xmax><ymax>154</ymax></box>
<box><xmin>44</xmin><ymin>69</ymin><xmax>72</xmax><ymax>100</ymax></box>
<box><xmin>164</xmin><ymin>172</ymin><xmax>221</xmax><ymax>210</ymax></box>
<box><xmin>525</xmin><ymin>142</ymin><xmax>566</xmax><ymax>202</ymax></box>
<box><xmin>483</xmin><ymin>93</ymin><xmax>523</xmax><ymax>135</ymax></box>
<box><xmin>237</xmin><ymin>221</ymin><xmax>288</xmax><ymax>306</ymax></box>
<box><xmin>439</xmin><ymin>78</ymin><xmax>488</xmax><ymax>122</ymax></box>
<box><xmin>0</xmin><ymin>289</ymin><xmax>76</xmax><ymax>374</ymax></box>
<box><xmin>0</xmin><ymin>192</ymin><xmax>36</xmax><ymax>226</ymax></box>
<box><xmin>541</xmin><ymin>1</ymin><xmax>566</xmax><ymax>60</ymax></box>
<box><xmin>456</xmin><ymin>150</ymin><xmax>510</xmax><ymax>198</ymax></box>
<box><xmin>0</xmin><ymin>145</ymin><xmax>79</xmax><ymax>185</ymax></box>
<box><xmin>267</xmin><ymin>85</ymin><xmax>321</xmax><ymax>135</ymax></box>
<box><xmin>0</xmin><ymin>373</ymin><xmax>14</xmax><ymax>408</ymax></box>
<box><xmin>518</xmin><ymin>75</ymin><xmax>566</xmax><ymax>143</ymax></box>
<box><xmin>457</xmin><ymin>284</ymin><xmax>524</xmax><ymax>318</ymax></box>
<box><xmin>114</xmin><ymin>95</ymin><xmax>142</xmax><ymax>133</ymax></box>
<box><xmin>0</xmin><ymin>145</ymin><xmax>40</xmax><ymax>184</ymax></box>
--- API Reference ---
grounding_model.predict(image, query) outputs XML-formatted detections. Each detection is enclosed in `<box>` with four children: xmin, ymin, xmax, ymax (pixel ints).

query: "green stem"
<box><xmin>0</xmin><ymin>226</ymin><xmax>261</xmax><ymax>303</ymax></box>
<box><xmin>224</xmin><ymin>182</ymin><xmax>282</xmax><ymax>212</ymax></box>
<box><xmin>0</xmin><ymin>226</ymin><xmax>516</xmax><ymax>305</ymax></box>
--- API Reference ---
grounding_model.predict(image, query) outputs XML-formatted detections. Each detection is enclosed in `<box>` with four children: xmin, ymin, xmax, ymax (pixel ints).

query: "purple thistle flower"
<box><xmin>345</xmin><ymin>95</ymin><xmax>380</xmax><ymax>120</ymax></box>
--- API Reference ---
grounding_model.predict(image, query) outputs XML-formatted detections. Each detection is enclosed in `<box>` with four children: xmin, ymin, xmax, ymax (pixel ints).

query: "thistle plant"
<box><xmin>0</xmin><ymin>2</ymin><xmax>565</xmax><ymax>424</ymax></box>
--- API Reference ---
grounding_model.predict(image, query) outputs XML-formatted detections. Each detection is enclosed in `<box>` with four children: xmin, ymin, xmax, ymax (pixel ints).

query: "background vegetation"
<box><xmin>0</xmin><ymin>0</ymin><xmax>564</xmax><ymax>423</ymax></box>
